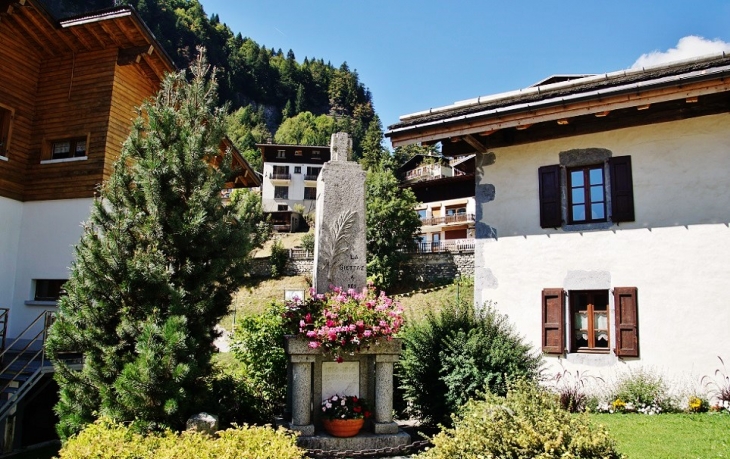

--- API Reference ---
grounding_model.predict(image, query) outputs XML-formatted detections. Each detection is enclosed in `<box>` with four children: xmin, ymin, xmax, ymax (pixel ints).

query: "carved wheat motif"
<box><xmin>320</xmin><ymin>209</ymin><xmax>357</xmax><ymax>284</ymax></box>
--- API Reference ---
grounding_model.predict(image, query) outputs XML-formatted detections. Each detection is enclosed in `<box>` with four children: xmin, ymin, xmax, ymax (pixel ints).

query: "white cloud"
<box><xmin>631</xmin><ymin>36</ymin><xmax>730</xmax><ymax>70</ymax></box>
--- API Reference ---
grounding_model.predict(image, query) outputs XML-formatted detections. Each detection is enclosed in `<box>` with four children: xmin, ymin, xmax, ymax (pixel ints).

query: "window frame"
<box><xmin>0</xmin><ymin>104</ymin><xmax>14</xmax><ymax>158</ymax></box>
<box><xmin>274</xmin><ymin>185</ymin><xmax>289</xmax><ymax>199</ymax></box>
<box><xmin>569</xmin><ymin>289</ymin><xmax>610</xmax><ymax>353</ymax></box>
<box><xmin>25</xmin><ymin>279</ymin><xmax>68</xmax><ymax>305</ymax></box>
<box><xmin>276</xmin><ymin>149</ymin><xmax>286</xmax><ymax>159</ymax></box>
<box><xmin>303</xmin><ymin>186</ymin><xmax>317</xmax><ymax>200</ymax></box>
<box><xmin>567</xmin><ymin>165</ymin><xmax>607</xmax><ymax>224</ymax></box>
<box><xmin>294</xmin><ymin>166</ymin><xmax>302</xmax><ymax>174</ymax></box>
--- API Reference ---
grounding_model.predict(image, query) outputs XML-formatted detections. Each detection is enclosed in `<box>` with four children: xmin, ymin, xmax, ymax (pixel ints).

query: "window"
<box><xmin>305</xmin><ymin>166</ymin><xmax>321</xmax><ymax>180</ymax></box>
<box><xmin>274</xmin><ymin>186</ymin><xmax>288</xmax><ymax>199</ymax></box>
<box><xmin>295</xmin><ymin>149</ymin><xmax>303</xmax><ymax>156</ymax></box>
<box><xmin>278</xmin><ymin>204</ymin><xmax>288</xmax><ymax>211</ymax></box>
<box><xmin>538</xmin><ymin>156</ymin><xmax>634</xmax><ymax>228</ymax></box>
<box><xmin>304</xmin><ymin>186</ymin><xmax>317</xmax><ymax>200</ymax></box>
<box><xmin>416</xmin><ymin>209</ymin><xmax>427</xmax><ymax>219</ymax></box>
<box><xmin>294</xmin><ymin>166</ymin><xmax>301</xmax><ymax>174</ymax></box>
<box><xmin>571</xmin><ymin>290</ymin><xmax>609</xmax><ymax>351</ymax></box>
<box><xmin>277</xmin><ymin>149</ymin><xmax>286</xmax><ymax>159</ymax></box>
<box><xmin>51</xmin><ymin>137</ymin><xmax>87</xmax><ymax>160</ymax></box>
<box><xmin>541</xmin><ymin>287</ymin><xmax>639</xmax><ymax>357</ymax></box>
<box><xmin>34</xmin><ymin>279</ymin><xmax>67</xmax><ymax>302</ymax></box>
<box><xmin>272</xmin><ymin>165</ymin><xmax>290</xmax><ymax>180</ymax></box>
<box><xmin>312</xmin><ymin>150</ymin><xmax>320</xmax><ymax>157</ymax></box>
<box><xmin>0</xmin><ymin>105</ymin><xmax>13</xmax><ymax>156</ymax></box>
<box><xmin>568</xmin><ymin>166</ymin><xmax>605</xmax><ymax>223</ymax></box>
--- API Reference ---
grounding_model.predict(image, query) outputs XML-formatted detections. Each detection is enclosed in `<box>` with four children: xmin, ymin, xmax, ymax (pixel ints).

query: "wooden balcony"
<box><xmin>420</xmin><ymin>213</ymin><xmax>475</xmax><ymax>226</ymax></box>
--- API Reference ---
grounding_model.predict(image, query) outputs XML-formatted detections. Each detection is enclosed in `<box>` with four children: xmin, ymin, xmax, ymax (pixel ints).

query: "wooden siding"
<box><xmin>0</xmin><ymin>18</ymin><xmax>41</xmax><ymax>201</ymax></box>
<box><xmin>105</xmin><ymin>62</ymin><xmax>159</xmax><ymax>178</ymax></box>
<box><xmin>24</xmin><ymin>49</ymin><xmax>117</xmax><ymax>201</ymax></box>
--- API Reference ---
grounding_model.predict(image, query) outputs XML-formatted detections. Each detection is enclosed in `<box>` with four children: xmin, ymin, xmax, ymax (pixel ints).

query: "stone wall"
<box><xmin>249</xmin><ymin>252</ymin><xmax>474</xmax><ymax>284</ymax></box>
<box><xmin>249</xmin><ymin>257</ymin><xmax>314</xmax><ymax>278</ymax></box>
<box><xmin>402</xmin><ymin>252</ymin><xmax>474</xmax><ymax>283</ymax></box>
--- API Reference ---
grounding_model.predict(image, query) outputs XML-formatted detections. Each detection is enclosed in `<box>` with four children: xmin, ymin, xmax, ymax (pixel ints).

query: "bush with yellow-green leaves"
<box><xmin>57</xmin><ymin>418</ymin><xmax>304</xmax><ymax>459</ymax></box>
<box><xmin>418</xmin><ymin>380</ymin><xmax>623</xmax><ymax>459</ymax></box>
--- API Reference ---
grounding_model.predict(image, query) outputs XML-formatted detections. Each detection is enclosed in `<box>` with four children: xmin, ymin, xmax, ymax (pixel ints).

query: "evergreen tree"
<box><xmin>365</xmin><ymin>169</ymin><xmax>421</xmax><ymax>290</ymax></box>
<box><xmin>46</xmin><ymin>51</ymin><xmax>268</xmax><ymax>439</ymax></box>
<box><xmin>359</xmin><ymin>114</ymin><xmax>386</xmax><ymax>172</ymax></box>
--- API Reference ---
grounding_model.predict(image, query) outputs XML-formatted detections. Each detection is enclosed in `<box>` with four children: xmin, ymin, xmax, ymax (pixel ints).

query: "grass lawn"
<box><xmin>591</xmin><ymin>413</ymin><xmax>730</xmax><ymax>459</ymax></box>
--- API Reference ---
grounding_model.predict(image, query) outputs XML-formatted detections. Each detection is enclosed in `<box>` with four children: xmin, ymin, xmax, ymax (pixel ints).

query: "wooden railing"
<box><xmin>401</xmin><ymin>238</ymin><xmax>475</xmax><ymax>254</ymax></box>
<box><xmin>269</xmin><ymin>173</ymin><xmax>291</xmax><ymax>180</ymax></box>
<box><xmin>420</xmin><ymin>213</ymin><xmax>475</xmax><ymax>226</ymax></box>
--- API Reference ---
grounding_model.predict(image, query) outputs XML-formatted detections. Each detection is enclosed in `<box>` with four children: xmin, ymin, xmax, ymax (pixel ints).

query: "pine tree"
<box><xmin>46</xmin><ymin>51</ymin><xmax>268</xmax><ymax>439</ymax></box>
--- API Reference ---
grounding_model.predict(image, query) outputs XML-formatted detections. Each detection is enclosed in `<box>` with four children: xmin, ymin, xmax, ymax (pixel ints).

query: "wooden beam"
<box><xmin>6</xmin><ymin>10</ymin><xmax>48</xmax><ymax>54</ymax></box>
<box><xmin>515</xmin><ymin>124</ymin><xmax>532</xmax><ymax>130</ymax></box>
<box><xmin>66</xmin><ymin>25</ymin><xmax>95</xmax><ymax>51</ymax></box>
<box><xmin>98</xmin><ymin>21</ymin><xmax>122</xmax><ymax>47</ymax></box>
<box><xmin>595</xmin><ymin>111</ymin><xmax>610</xmax><ymax>117</ymax></box>
<box><xmin>117</xmin><ymin>45</ymin><xmax>153</xmax><ymax>66</ymax></box>
<box><xmin>463</xmin><ymin>134</ymin><xmax>487</xmax><ymax>153</ymax></box>
<box><xmin>637</xmin><ymin>104</ymin><xmax>651</xmax><ymax>110</ymax></box>
<box><xmin>85</xmin><ymin>23</ymin><xmax>108</xmax><ymax>49</ymax></box>
<box><xmin>18</xmin><ymin>5</ymin><xmax>75</xmax><ymax>54</ymax></box>
<box><xmin>478</xmin><ymin>130</ymin><xmax>497</xmax><ymax>136</ymax></box>
<box><xmin>388</xmin><ymin>78</ymin><xmax>730</xmax><ymax>147</ymax></box>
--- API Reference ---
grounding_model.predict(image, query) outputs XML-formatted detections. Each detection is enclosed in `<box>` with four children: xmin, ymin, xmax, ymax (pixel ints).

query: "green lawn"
<box><xmin>591</xmin><ymin>413</ymin><xmax>730</xmax><ymax>459</ymax></box>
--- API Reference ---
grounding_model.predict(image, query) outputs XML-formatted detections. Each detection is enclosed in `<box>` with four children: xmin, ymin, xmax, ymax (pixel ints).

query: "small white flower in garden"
<box><xmin>332</xmin><ymin>395</ymin><xmax>338</xmax><ymax>402</ymax></box>
<box><xmin>341</xmin><ymin>399</ymin><xmax>346</xmax><ymax>406</ymax></box>
<box><xmin>341</xmin><ymin>414</ymin><xmax>346</xmax><ymax>418</ymax></box>
<box><xmin>325</xmin><ymin>402</ymin><xmax>332</xmax><ymax>409</ymax></box>
<box><xmin>322</xmin><ymin>407</ymin><xmax>326</xmax><ymax>412</ymax></box>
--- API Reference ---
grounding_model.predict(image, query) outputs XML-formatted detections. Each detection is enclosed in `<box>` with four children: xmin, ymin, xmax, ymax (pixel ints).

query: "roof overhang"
<box><xmin>386</xmin><ymin>54</ymin><xmax>730</xmax><ymax>149</ymax></box>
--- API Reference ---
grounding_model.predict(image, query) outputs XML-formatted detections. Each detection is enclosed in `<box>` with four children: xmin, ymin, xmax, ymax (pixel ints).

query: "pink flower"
<box><xmin>363</xmin><ymin>330</ymin><xmax>372</xmax><ymax>338</ymax></box>
<box><xmin>308</xmin><ymin>341</ymin><xmax>320</xmax><ymax>349</ymax></box>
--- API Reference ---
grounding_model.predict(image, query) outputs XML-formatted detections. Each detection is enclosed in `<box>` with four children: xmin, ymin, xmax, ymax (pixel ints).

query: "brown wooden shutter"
<box><xmin>542</xmin><ymin>288</ymin><xmax>565</xmax><ymax>354</ymax></box>
<box><xmin>538</xmin><ymin>165</ymin><xmax>562</xmax><ymax>228</ymax></box>
<box><xmin>614</xmin><ymin>287</ymin><xmax>639</xmax><ymax>357</ymax></box>
<box><xmin>609</xmin><ymin>156</ymin><xmax>635</xmax><ymax>222</ymax></box>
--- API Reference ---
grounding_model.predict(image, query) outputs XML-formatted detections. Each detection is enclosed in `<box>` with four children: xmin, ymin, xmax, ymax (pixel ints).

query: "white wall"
<box><xmin>261</xmin><ymin>161</ymin><xmax>319</xmax><ymax>212</ymax></box>
<box><xmin>8</xmin><ymin>198</ymin><xmax>92</xmax><ymax>339</ymax></box>
<box><xmin>0</xmin><ymin>196</ymin><xmax>22</xmax><ymax>319</ymax></box>
<box><xmin>474</xmin><ymin>113</ymin><xmax>730</xmax><ymax>383</ymax></box>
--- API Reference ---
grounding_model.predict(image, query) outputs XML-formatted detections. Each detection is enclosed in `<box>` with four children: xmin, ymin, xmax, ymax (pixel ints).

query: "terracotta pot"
<box><xmin>322</xmin><ymin>418</ymin><xmax>364</xmax><ymax>437</ymax></box>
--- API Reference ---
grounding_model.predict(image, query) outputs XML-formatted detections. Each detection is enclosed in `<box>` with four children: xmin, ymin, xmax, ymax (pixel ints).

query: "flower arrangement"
<box><xmin>321</xmin><ymin>394</ymin><xmax>371</xmax><ymax>420</ymax></box>
<box><xmin>283</xmin><ymin>285</ymin><xmax>404</xmax><ymax>362</ymax></box>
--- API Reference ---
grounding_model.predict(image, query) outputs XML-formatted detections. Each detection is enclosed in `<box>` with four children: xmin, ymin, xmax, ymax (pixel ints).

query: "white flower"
<box><xmin>341</xmin><ymin>399</ymin><xmax>346</xmax><ymax>406</ymax></box>
<box><xmin>325</xmin><ymin>402</ymin><xmax>332</xmax><ymax>409</ymax></box>
<box><xmin>332</xmin><ymin>395</ymin><xmax>338</xmax><ymax>402</ymax></box>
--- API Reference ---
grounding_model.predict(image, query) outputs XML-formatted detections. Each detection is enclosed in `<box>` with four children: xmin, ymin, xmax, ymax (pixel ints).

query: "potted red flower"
<box><xmin>320</xmin><ymin>394</ymin><xmax>371</xmax><ymax>437</ymax></box>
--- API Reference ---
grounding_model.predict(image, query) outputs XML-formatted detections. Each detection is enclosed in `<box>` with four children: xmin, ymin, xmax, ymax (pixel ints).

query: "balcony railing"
<box><xmin>403</xmin><ymin>238</ymin><xmax>475</xmax><ymax>254</ymax></box>
<box><xmin>304</xmin><ymin>174</ymin><xmax>319</xmax><ymax>181</ymax></box>
<box><xmin>420</xmin><ymin>213</ymin><xmax>475</xmax><ymax>226</ymax></box>
<box><xmin>269</xmin><ymin>173</ymin><xmax>291</xmax><ymax>180</ymax></box>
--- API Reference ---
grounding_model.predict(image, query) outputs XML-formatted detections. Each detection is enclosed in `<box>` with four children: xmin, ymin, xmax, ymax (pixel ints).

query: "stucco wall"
<box><xmin>474</xmin><ymin>113</ymin><xmax>730</xmax><ymax>382</ymax></box>
<box><xmin>0</xmin><ymin>196</ymin><xmax>23</xmax><ymax>320</ymax></box>
<box><xmin>9</xmin><ymin>198</ymin><xmax>92</xmax><ymax>339</ymax></box>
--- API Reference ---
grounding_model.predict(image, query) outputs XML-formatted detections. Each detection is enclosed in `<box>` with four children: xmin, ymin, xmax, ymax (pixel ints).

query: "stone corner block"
<box><xmin>372</xmin><ymin>421</ymin><xmax>400</xmax><ymax>435</ymax></box>
<box><xmin>289</xmin><ymin>423</ymin><xmax>316</xmax><ymax>437</ymax></box>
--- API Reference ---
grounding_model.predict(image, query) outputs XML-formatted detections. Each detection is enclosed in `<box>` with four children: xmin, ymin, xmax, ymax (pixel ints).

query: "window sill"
<box><xmin>565</xmin><ymin>351</ymin><xmax>618</xmax><ymax>366</ymax></box>
<box><xmin>0</xmin><ymin>155</ymin><xmax>7</xmax><ymax>162</ymax></box>
<box><xmin>24</xmin><ymin>300</ymin><xmax>58</xmax><ymax>307</ymax></box>
<box><xmin>562</xmin><ymin>221</ymin><xmax>614</xmax><ymax>232</ymax></box>
<box><xmin>40</xmin><ymin>156</ymin><xmax>87</xmax><ymax>165</ymax></box>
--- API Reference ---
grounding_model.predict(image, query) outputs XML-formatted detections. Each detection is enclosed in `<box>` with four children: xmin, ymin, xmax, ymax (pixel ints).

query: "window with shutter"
<box><xmin>614</xmin><ymin>287</ymin><xmax>639</xmax><ymax>357</ymax></box>
<box><xmin>538</xmin><ymin>155</ymin><xmax>634</xmax><ymax>229</ymax></box>
<box><xmin>541</xmin><ymin>288</ymin><xmax>564</xmax><ymax>354</ymax></box>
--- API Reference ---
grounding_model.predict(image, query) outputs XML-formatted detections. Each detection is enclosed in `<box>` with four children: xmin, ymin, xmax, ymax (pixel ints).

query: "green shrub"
<box><xmin>230</xmin><ymin>304</ymin><xmax>288</xmax><ymax>421</ymax></box>
<box><xmin>609</xmin><ymin>368</ymin><xmax>677</xmax><ymax>413</ymax></box>
<box><xmin>300</xmin><ymin>231</ymin><xmax>315</xmax><ymax>254</ymax></box>
<box><xmin>398</xmin><ymin>300</ymin><xmax>542</xmax><ymax>425</ymax></box>
<box><xmin>270</xmin><ymin>239</ymin><xmax>288</xmax><ymax>278</ymax></box>
<box><xmin>418</xmin><ymin>380</ymin><xmax>623</xmax><ymax>459</ymax></box>
<box><xmin>58</xmin><ymin>417</ymin><xmax>304</xmax><ymax>459</ymax></box>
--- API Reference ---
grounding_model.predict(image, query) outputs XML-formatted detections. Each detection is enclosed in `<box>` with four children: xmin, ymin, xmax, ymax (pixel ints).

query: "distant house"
<box><xmin>258</xmin><ymin>143</ymin><xmax>331</xmax><ymax>231</ymax></box>
<box><xmin>398</xmin><ymin>154</ymin><xmax>476</xmax><ymax>252</ymax></box>
<box><xmin>0</xmin><ymin>1</ymin><xmax>256</xmax><ymax>450</ymax></box>
<box><xmin>387</xmin><ymin>54</ymin><xmax>730</xmax><ymax>383</ymax></box>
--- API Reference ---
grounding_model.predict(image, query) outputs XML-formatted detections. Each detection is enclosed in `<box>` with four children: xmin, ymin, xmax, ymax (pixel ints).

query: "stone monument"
<box><xmin>312</xmin><ymin>132</ymin><xmax>367</xmax><ymax>294</ymax></box>
<box><xmin>286</xmin><ymin>133</ymin><xmax>409</xmax><ymax>451</ymax></box>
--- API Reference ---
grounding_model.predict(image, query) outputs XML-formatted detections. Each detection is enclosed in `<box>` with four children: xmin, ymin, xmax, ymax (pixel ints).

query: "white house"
<box><xmin>386</xmin><ymin>54</ymin><xmax>730</xmax><ymax>383</ymax></box>
<box><xmin>259</xmin><ymin>143</ymin><xmax>330</xmax><ymax>230</ymax></box>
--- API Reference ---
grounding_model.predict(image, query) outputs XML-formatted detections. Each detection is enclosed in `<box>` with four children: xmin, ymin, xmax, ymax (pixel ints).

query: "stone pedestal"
<box><xmin>284</xmin><ymin>336</ymin><xmax>409</xmax><ymax>450</ymax></box>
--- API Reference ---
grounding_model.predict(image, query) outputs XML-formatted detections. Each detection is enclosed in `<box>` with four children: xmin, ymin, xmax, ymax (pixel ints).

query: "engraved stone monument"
<box><xmin>312</xmin><ymin>132</ymin><xmax>367</xmax><ymax>294</ymax></box>
<box><xmin>285</xmin><ymin>133</ymin><xmax>409</xmax><ymax>451</ymax></box>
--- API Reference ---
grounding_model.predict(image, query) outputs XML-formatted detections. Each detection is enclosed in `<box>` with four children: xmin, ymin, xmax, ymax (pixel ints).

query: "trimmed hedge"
<box><xmin>58</xmin><ymin>418</ymin><xmax>304</xmax><ymax>459</ymax></box>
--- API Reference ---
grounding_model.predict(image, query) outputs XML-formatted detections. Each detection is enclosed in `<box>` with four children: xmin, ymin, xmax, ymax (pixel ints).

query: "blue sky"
<box><xmin>199</xmin><ymin>1</ymin><xmax>730</xmax><ymax>145</ymax></box>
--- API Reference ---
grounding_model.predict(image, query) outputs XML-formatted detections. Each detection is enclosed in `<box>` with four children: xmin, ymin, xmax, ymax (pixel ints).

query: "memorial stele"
<box><xmin>312</xmin><ymin>132</ymin><xmax>367</xmax><ymax>294</ymax></box>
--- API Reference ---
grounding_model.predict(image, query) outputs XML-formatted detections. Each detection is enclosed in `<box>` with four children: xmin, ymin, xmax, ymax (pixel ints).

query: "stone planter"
<box><xmin>285</xmin><ymin>335</ymin><xmax>402</xmax><ymax>437</ymax></box>
<box><xmin>322</xmin><ymin>418</ymin><xmax>364</xmax><ymax>437</ymax></box>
